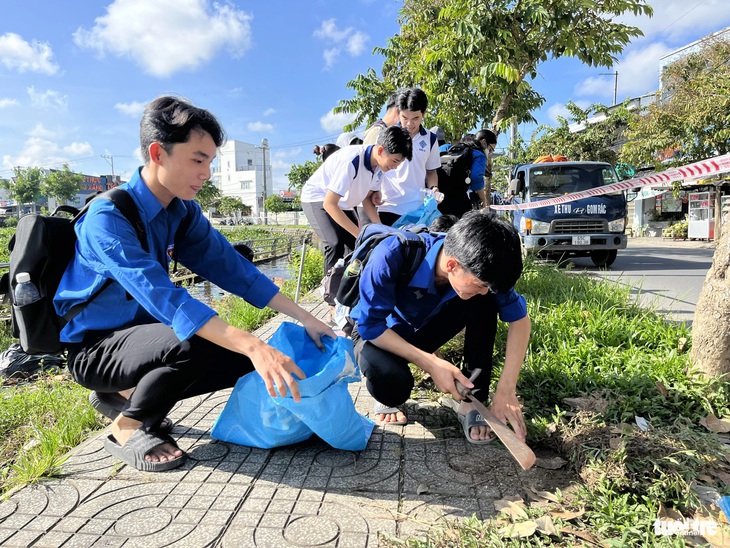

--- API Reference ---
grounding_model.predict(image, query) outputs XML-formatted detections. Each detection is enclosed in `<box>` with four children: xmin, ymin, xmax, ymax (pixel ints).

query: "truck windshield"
<box><xmin>529</xmin><ymin>165</ymin><xmax>618</xmax><ymax>197</ymax></box>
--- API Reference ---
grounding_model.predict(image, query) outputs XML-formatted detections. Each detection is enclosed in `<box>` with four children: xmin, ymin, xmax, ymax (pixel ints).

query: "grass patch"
<box><xmin>386</xmin><ymin>258</ymin><xmax>730</xmax><ymax>547</ymax></box>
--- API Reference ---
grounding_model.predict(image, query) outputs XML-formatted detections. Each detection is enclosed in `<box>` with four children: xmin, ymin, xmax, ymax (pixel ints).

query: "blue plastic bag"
<box><xmin>211</xmin><ymin>322</ymin><xmax>374</xmax><ymax>451</ymax></box>
<box><xmin>393</xmin><ymin>192</ymin><xmax>441</xmax><ymax>228</ymax></box>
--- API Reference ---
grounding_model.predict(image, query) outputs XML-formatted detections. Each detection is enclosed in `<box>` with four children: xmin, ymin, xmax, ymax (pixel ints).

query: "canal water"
<box><xmin>186</xmin><ymin>257</ymin><xmax>293</xmax><ymax>306</ymax></box>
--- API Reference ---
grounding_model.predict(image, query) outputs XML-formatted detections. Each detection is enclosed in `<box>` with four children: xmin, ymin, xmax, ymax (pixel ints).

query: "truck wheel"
<box><xmin>591</xmin><ymin>249</ymin><xmax>617</xmax><ymax>267</ymax></box>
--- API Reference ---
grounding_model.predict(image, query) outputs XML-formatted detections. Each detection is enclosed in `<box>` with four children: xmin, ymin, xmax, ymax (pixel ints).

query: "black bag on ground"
<box><xmin>0</xmin><ymin>343</ymin><xmax>64</xmax><ymax>379</ymax></box>
<box><xmin>0</xmin><ymin>189</ymin><xmax>148</xmax><ymax>355</ymax></box>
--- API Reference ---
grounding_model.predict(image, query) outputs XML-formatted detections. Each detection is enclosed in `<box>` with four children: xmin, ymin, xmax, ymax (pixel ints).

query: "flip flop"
<box><xmin>103</xmin><ymin>428</ymin><xmax>187</xmax><ymax>472</ymax></box>
<box><xmin>89</xmin><ymin>391</ymin><xmax>174</xmax><ymax>433</ymax></box>
<box><xmin>458</xmin><ymin>409</ymin><xmax>495</xmax><ymax>445</ymax></box>
<box><xmin>373</xmin><ymin>400</ymin><xmax>407</xmax><ymax>425</ymax></box>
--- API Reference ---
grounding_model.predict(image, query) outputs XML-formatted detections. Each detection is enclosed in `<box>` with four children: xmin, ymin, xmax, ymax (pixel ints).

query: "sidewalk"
<box><xmin>0</xmin><ymin>296</ymin><xmax>569</xmax><ymax>548</ymax></box>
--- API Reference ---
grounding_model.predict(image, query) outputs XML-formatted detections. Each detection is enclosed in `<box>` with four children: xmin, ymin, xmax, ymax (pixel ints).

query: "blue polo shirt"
<box><xmin>350</xmin><ymin>233</ymin><xmax>527</xmax><ymax>340</ymax></box>
<box><xmin>54</xmin><ymin>168</ymin><xmax>279</xmax><ymax>343</ymax></box>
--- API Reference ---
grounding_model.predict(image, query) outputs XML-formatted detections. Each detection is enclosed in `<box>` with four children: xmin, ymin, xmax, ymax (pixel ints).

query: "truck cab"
<box><xmin>508</xmin><ymin>161</ymin><xmax>627</xmax><ymax>267</ymax></box>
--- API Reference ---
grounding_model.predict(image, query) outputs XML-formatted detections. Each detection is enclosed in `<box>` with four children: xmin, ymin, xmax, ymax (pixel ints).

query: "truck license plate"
<box><xmin>572</xmin><ymin>236</ymin><xmax>590</xmax><ymax>246</ymax></box>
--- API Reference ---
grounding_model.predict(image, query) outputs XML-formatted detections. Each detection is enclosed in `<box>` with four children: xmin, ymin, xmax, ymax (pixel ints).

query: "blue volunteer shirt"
<box><xmin>54</xmin><ymin>168</ymin><xmax>279</xmax><ymax>343</ymax></box>
<box><xmin>350</xmin><ymin>233</ymin><xmax>527</xmax><ymax>340</ymax></box>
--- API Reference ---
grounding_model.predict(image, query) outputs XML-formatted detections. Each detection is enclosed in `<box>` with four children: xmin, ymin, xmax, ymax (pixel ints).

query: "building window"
<box><xmin>248</xmin><ymin>159</ymin><xmax>253</xmax><ymax>168</ymax></box>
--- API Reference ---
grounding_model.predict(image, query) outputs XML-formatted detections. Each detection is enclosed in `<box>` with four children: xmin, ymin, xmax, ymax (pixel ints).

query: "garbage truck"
<box><xmin>507</xmin><ymin>158</ymin><xmax>628</xmax><ymax>267</ymax></box>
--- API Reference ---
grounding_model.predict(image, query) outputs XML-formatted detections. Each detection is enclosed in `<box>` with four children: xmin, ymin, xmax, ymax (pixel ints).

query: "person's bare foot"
<box><xmin>111</xmin><ymin>416</ymin><xmax>183</xmax><ymax>463</ymax></box>
<box><xmin>375</xmin><ymin>409</ymin><xmax>408</xmax><ymax>424</ymax></box>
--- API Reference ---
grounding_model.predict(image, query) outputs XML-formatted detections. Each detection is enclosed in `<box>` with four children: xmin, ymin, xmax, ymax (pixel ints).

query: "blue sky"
<box><xmin>1</xmin><ymin>0</ymin><xmax>729</xmax><ymax>192</ymax></box>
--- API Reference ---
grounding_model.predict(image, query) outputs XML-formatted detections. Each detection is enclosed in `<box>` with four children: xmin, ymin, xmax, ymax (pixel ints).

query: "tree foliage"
<box><xmin>217</xmin><ymin>196</ymin><xmax>245</xmax><ymax>217</ymax></box>
<box><xmin>0</xmin><ymin>167</ymin><xmax>44</xmax><ymax>207</ymax></box>
<box><xmin>265</xmin><ymin>194</ymin><xmax>289</xmax><ymax>214</ymax></box>
<box><xmin>42</xmin><ymin>164</ymin><xmax>84</xmax><ymax>204</ymax></box>
<box><xmin>621</xmin><ymin>36</ymin><xmax>730</xmax><ymax>170</ymax></box>
<box><xmin>335</xmin><ymin>0</ymin><xmax>651</xmax><ymax>140</ymax></box>
<box><xmin>195</xmin><ymin>180</ymin><xmax>220</xmax><ymax>210</ymax></box>
<box><xmin>286</xmin><ymin>160</ymin><xmax>321</xmax><ymax>192</ymax></box>
<box><xmin>523</xmin><ymin>101</ymin><xmax>633</xmax><ymax>164</ymax></box>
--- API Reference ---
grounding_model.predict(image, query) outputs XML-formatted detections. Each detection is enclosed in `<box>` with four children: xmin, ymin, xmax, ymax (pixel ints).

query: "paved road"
<box><xmin>565</xmin><ymin>237</ymin><xmax>717</xmax><ymax>325</ymax></box>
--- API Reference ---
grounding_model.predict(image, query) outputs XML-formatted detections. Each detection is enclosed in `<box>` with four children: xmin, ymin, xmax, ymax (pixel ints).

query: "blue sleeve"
<box><xmin>469</xmin><ymin>150</ymin><xmax>486</xmax><ymax>191</ymax></box>
<box><xmin>173</xmin><ymin>204</ymin><xmax>279</xmax><ymax>309</ymax></box>
<box><xmin>494</xmin><ymin>288</ymin><xmax>528</xmax><ymax>322</ymax></box>
<box><xmin>349</xmin><ymin>237</ymin><xmax>406</xmax><ymax>340</ymax></box>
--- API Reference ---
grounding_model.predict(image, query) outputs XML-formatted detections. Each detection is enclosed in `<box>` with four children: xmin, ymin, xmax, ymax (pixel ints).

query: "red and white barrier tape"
<box><xmin>491</xmin><ymin>153</ymin><xmax>730</xmax><ymax>211</ymax></box>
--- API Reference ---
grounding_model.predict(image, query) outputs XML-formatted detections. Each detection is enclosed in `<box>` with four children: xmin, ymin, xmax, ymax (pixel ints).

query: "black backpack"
<box><xmin>436</xmin><ymin>143</ymin><xmax>476</xmax><ymax>217</ymax></box>
<box><xmin>1</xmin><ymin>188</ymin><xmax>150</xmax><ymax>355</ymax></box>
<box><xmin>335</xmin><ymin>224</ymin><xmax>428</xmax><ymax>334</ymax></box>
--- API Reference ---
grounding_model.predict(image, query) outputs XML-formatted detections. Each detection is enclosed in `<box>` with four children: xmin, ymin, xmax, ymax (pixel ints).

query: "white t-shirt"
<box><xmin>378</xmin><ymin>126</ymin><xmax>441</xmax><ymax>215</ymax></box>
<box><xmin>300</xmin><ymin>145</ymin><xmax>382</xmax><ymax>210</ymax></box>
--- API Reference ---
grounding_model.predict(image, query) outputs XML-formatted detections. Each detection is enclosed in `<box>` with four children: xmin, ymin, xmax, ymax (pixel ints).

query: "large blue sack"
<box><xmin>393</xmin><ymin>192</ymin><xmax>441</xmax><ymax>229</ymax></box>
<box><xmin>211</xmin><ymin>322</ymin><xmax>374</xmax><ymax>451</ymax></box>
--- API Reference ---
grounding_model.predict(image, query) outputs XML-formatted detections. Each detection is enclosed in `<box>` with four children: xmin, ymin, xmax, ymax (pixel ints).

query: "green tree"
<box><xmin>42</xmin><ymin>163</ymin><xmax>84</xmax><ymax>205</ymax></box>
<box><xmin>524</xmin><ymin>101</ymin><xmax>633</xmax><ymax>164</ymax></box>
<box><xmin>217</xmin><ymin>195</ymin><xmax>244</xmax><ymax>217</ymax></box>
<box><xmin>0</xmin><ymin>167</ymin><xmax>44</xmax><ymax>214</ymax></box>
<box><xmin>286</xmin><ymin>160</ymin><xmax>321</xmax><ymax>192</ymax></box>
<box><xmin>265</xmin><ymin>194</ymin><xmax>290</xmax><ymax>224</ymax></box>
<box><xmin>621</xmin><ymin>36</ymin><xmax>730</xmax><ymax>170</ymax></box>
<box><xmin>335</xmin><ymin>0</ymin><xmax>651</xmax><ymax>139</ymax></box>
<box><xmin>195</xmin><ymin>180</ymin><xmax>220</xmax><ymax>211</ymax></box>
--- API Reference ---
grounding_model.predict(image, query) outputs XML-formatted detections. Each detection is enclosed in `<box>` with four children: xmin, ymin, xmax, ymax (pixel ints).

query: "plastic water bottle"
<box><xmin>14</xmin><ymin>272</ymin><xmax>41</xmax><ymax>306</ymax></box>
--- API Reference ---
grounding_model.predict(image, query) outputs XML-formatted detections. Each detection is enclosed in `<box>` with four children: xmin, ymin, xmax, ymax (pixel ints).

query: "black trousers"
<box><xmin>302</xmin><ymin>201</ymin><xmax>357</xmax><ymax>274</ymax></box>
<box><xmin>353</xmin><ymin>293</ymin><xmax>498</xmax><ymax>406</ymax></box>
<box><xmin>67</xmin><ymin>323</ymin><xmax>254</xmax><ymax>430</ymax></box>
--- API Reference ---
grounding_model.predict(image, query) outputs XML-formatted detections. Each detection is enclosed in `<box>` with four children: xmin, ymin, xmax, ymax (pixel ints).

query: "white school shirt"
<box><xmin>300</xmin><ymin>145</ymin><xmax>383</xmax><ymax>210</ymax></box>
<box><xmin>378</xmin><ymin>126</ymin><xmax>441</xmax><ymax>216</ymax></box>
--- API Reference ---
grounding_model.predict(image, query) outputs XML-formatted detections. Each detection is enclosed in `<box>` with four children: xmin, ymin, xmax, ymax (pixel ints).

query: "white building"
<box><xmin>214</xmin><ymin>139</ymin><xmax>271</xmax><ymax>219</ymax></box>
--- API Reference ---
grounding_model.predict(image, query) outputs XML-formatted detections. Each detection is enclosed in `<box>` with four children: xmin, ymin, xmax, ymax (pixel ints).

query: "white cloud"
<box><xmin>313</xmin><ymin>18</ymin><xmax>370</xmax><ymax>68</ymax></box>
<box><xmin>2</xmin><ymin>136</ymin><xmax>93</xmax><ymax>171</ymax></box>
<box><xmin>615</xmin><ymin>43</ymin><xmax>673</xmax><ymax>96</ymax></box>
<box><xmin>0</xmin><ymin>33</ymin><xmax>59</xmax><ymax>74</ymax></box>
<box><xmin>28</xmin><ymin>123</ymin><xmax>56</xmax><ymax>139</ymax></box>
<box><xmin>63</xmin><ymin>142</ymin><xmax>94</xmax><ymax>156</ymax></box>
<box><xmin>263</xmin><ymin>108</ymin><xmax>276</xmax><ymax>117</ymax></box>
<box><xmin>73</xmin><ymin>0</ymin><xmax>253</xmax><ymax>78</ymax></box>
<box><xmin>27</xmin><ymin>86</ymin><xmax>68</xmax><ymax>111</ymax></box>
<box><xmin>323</xmin><ymin>47</ymin><xmax>339</xmax><ymax>69</ymax></box>
<box><xmin>546</xmin><ymin>101</ymin><xmax>590</xmax><ymax>124</ymax></box>
<box><xmin>346</xmin><ymin>31</ymin><xmax>369</xmax><ymax>56</ymax></box>
<box><xmin>248</xmin><ymin>121</ymin><xmax>274</xmax><ymax>132</ymax></box>
<box><xmin>319</xmin><ymin>109</ymin><xmax>357</xmax><ymax>133</ymax></box>
<box><xmin>0</xmin><ymin>98</ymin><xmax>19</xmax><ymax>108</ymax></box>
<box><xmin>115</xmin><ymin>101</ymin><xmax>147</xmax><ymax>117</ymax></box>
<box><xmin>619</xmin><ymin>0</ymin><xmax>730</xmax><ymax>43</ymax></box>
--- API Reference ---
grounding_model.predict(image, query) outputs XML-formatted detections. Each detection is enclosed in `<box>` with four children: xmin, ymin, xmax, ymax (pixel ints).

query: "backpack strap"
<box><xmin>170</xmin><ymin>200</ymin><xmax>194</xmax><ymax>275</ymax></box>
<box><xmin>61</xmin><ymin>188</ymin><xmax>150</xmax><ymax>323</ymax></box>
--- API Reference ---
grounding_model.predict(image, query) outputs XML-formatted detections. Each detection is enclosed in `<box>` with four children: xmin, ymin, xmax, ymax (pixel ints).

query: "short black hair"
<box><xmin>140</xmin><ymin>96</ymin><xmax>226</xmax><ymax>163</ymax></box>
<box><xmin>377</xmin><ymin>126</ymin><xmax>413</xmax><ymax>161</ymax></box>
<box><xmin>429</xmin><ymin>214</ymin><xmax>458</xmax><ymax>233</ymax></box>
<box><xmin>397</xmin><ymin>88</ymin><xmax>428</xmax><ymax>114</ymax></box>
<box><xmin>386</xmin><ymin>92</ymin><xmax>399</xmax><ymax>111</ymax></box>
<box><xmin>475</xmin><ymin>129</ymin><xmax>497</xmax><ymax>146</ymax></box>
<box><xmin>443</xmin><ymin>211</ymin><xmax>523</xmax><ymax>292</ymax></box>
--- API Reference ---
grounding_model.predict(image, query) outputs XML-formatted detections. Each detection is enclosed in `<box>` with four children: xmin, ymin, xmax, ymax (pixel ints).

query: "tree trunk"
<box><xmin>691</xmin><ymin>228</ymin><xmax>730</xmax><ymax>378</ymax></box>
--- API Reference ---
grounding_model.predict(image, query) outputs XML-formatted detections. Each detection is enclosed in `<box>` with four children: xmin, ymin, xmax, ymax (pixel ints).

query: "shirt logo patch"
<box><xmin>418</xmin><ymin>139</ymin><xmax>428</xmax><ymax>151</ymax></box>
<box><xmin>414</xmin><ymin>289</ymin><xmax>423</xmax><ymax>300</ymax></box>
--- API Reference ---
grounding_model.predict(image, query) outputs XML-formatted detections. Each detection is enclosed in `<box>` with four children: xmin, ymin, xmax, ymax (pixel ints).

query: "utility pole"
<box><xmin>260</xmin><ymin>139</ymin><xmax>269</xmax><ymax>225</ymax></box>
<box><xmin>600</xmin><ymin>71</ymin><xmax>619</xmax><ymax>105</ymax></box>
<box><xmin>101</xmin><ymin>154</ymin><xmax>115</xmax><ymax>186</ymax></box>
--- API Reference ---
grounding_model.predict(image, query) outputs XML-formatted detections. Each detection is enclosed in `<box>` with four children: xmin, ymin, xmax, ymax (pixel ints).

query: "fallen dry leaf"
<box><xmin>550</xmin><ymin>509</ymin><xmax>585</xmax><ymax>521</ymax></box>
<box><xmin>494</xmin><ymin>499</ymin><xmax>529</xmax><ymax>520</ymax></box>
<box><xmin>560</xmin><ymin>526</ymin><xmax>601</xmax><ymax>546</ymax></box>
<box><xmin>525</xmin><ymin>486</ymin><xmax>560</xmax><ymax>504</ymax></box>
<box><xmin>417</xmin><ymin>483</ymin><xmax>429</xmax><ymax>495</ymax></box>
<box><xmin>705</xmin><ymin>414</ymin><xmax>730</xmax><ymax>434</ymax></box>
<box><xmin>609</xmin><ymin>436</ymin><xmax>623</xmax><ymax>450</ymax></box>
<box><xmin>536</xmin><ymin>515</ymin><xmax>557</xmax><ymax>535</ymax></box>
<box><xmin>658</xmin><ymin>503</ymin><xmax>684</xmax><ymax>521</ymax></box>
<box><xmin>678</xmin><ymin>337</ymin><xmax>687</xmax><ymax>352</ymax></box>
<box><xmin>535</xmin><ymin>456</ymin><xmax>568</xmax><ymax>470</ymax></box>
<box><xmin>498</xmin><ymin>520</ymin><xmax>538</xmax><ymax>538</ymax></box>
<box><xmin>656</xmin><ymin>380</ymin><xmax>669</xmax><ymax>397</ymax></box>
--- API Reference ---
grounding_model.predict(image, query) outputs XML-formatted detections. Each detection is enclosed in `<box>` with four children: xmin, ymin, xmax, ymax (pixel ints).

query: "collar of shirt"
<box><xmin>395</xmin><ymin>122</ymin><xmax>428</xmax><ymax>138</ymax></box>
<box><xmin>363</xmin><ymin>145</ymin><xmax>375</xmax><ymax>174</ymax></box>
<box><xmin>127</xmin><ymin>167</ymin><xmax>187</xmax><ymax>225</ymax></box>
<box><xmin>407</xmin><ymin>236</ymin><xmax>456</xmax><ymax>299</ymax></box>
